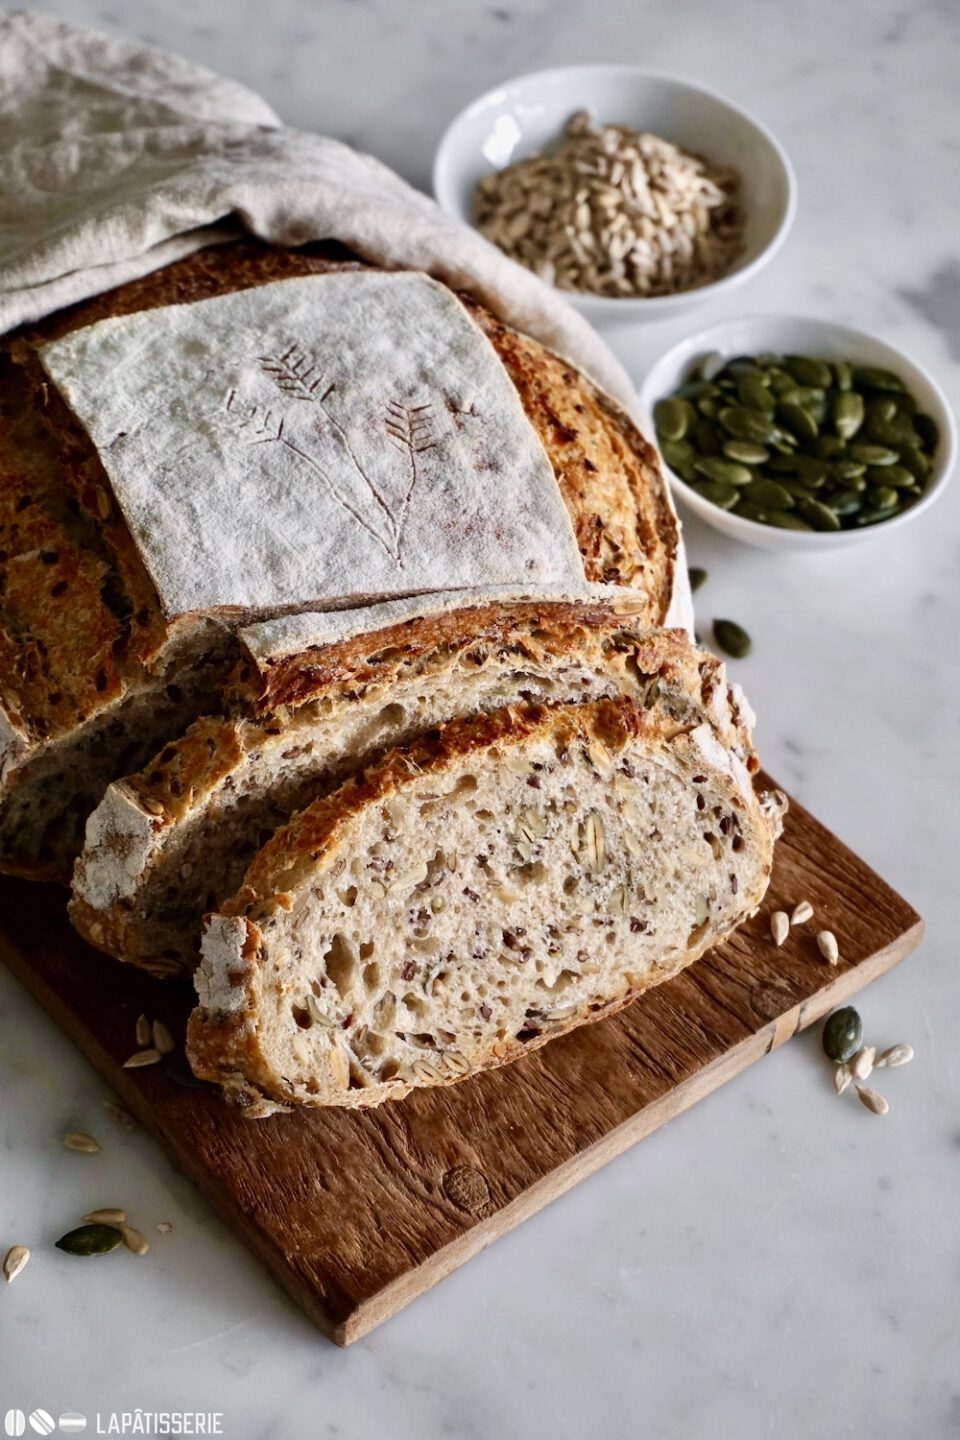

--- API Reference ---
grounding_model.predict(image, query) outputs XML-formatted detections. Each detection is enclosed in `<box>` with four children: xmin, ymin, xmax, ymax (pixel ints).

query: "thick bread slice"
<box><xmin>3</xmin><ymin>239</ymin><xmax>677</xmax><ymax>879</ymax></box>
<box><xmin>70</xmin><ymin>607</ymin><xmax>753</xmax><ymax>976</ymax></box>
<box><xmin>188</xmin><ymin>695</ymin><xmax>784</xmax><ymax>1112</ymax></box>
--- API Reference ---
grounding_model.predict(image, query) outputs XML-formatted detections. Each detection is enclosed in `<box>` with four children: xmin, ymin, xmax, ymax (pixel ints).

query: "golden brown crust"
<box><xmin>1</xmin><ymin>238</ymin><xmax>674</xmax><ymax>770</ymax></box>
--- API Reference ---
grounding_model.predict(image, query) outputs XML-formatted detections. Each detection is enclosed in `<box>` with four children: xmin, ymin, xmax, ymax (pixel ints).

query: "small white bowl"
<box><xmin>433</xmin><ymin>65</ymin><xmax>796</xmax><ymax>327</ymax></box>
<box><xmin>639</xmin><ymin>315</ymin><xmax>956</xmax><ymax>550</ymax></box>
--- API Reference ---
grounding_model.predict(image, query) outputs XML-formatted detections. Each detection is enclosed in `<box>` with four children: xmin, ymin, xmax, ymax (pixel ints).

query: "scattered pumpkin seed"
<box><xmin>823</xmin><ymin>1006</ymin><xmax>862</xmax><ymax>1063</ymax></box>
<box><xmin>55</xmin><ymin>1223</ymin><xmax>122</xmax><ymax>1257</ymax></box>
<box><xmin>687</xmin><ymin>566</ymin><xmax>708</xmax><ymax>593</ymax></box>
<box><xmin>713</xmin><ymin>618</ymin><xmax>751</xmax><ymax>659</ymax></box>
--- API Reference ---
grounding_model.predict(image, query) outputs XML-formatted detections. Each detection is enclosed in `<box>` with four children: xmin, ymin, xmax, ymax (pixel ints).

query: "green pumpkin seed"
<box><xmin>660</xmin><ymin>438</ymin><xmax>695</xmax><ymax>472</ymax></box>
<box><xmin>719</xmin><ymin>406</ymin><xmax>774</xmax><ymax>444</ymax></box>
<box><xmin>866</xmin><ymin>417</ymin><xmax>921</xmax><ymax>451</ymax></box>
<box><xmin>688</xmin><ymin>567</ymin><xmax>708</xmax><ymax>593</ymax></box>
<box><xmin>777</xmin><ymin>401</ymin><xmax>818</xmax><ymax>441</ymax></box>
<box><xmin>733</xmin><ymin>500</ymin><xmax>772</xmax><ymax>524</ymax></box>
<box><xmin>890</xmin><ymin>390</ymin><xmax>917</xmax><ymax>416</ymax></box>
<box><xmin>767</xmin><ymin>511</ymin><xmax>814</xmax><ymax>530</ymax></box>
<box><xmin>692</xmin><ymin>418</ymin><xmax>721</xmax><ymax>456</ymax></box>
<box><xmin>767</xmin><ymin>453</ymin><xmax>800</xmax><ymax>474</ymax></box>
<box><xmin>654</xmin><ymin>397</ymin><xmax>694</xmax><ymax>442</ymax></box>
<box><xmin>822</xmin><ymin>487</ymin><xmax>863</xmax><ymax>517</ymax></box>
<box><xmin>868</xmin><ymin>484</ymin><xmax>899</xmax><ymax>510</ymax></box>
<box><xmin>856</xmin><ymin>505</ymin><xmax>899</xmax><ymax>527</ymax></box>
<box><xmin>831</xmin><ymin>459</ymin><xmax>867</xmax><ymax>481</ymax></box>
<box><xmin>853</xmin><ymin>365</ymin><xmax>904</xmax><ymax>392</ymax></box>
<box><xmin>833</xmin><ymin>360</ymin><xmax>853</xmax><ymax>391</ymax></box>
<box><xmin>766</xmin><ymin>367</ymin><xmax>796</xmax><ymax>394</ymax></box>
<box><xmin>833</xmin><ymin>392</ymin><xmax>864</xmax><ymax>440</ymax></box>
<box><xmin>823</xmin><ymin>1006</ymin><xmax>863</xmax><ymax>1063</ymax></box>
<box><xmin>737</xmin><ymin>373</ymin><xmax>776</xmax><ymax>412</ymax></box>
<box><xmin>866</xmin><ymin>396</ymin><xmax>897</xmax><ymax>425</ymax></box>
<box><xmin>793</xmin><ymin>455</ymin><xmax>829</xmax><ymax>487</ymax></box>
<box><xmin>847</xmin><ymin>443</ymin><xmax>899</xmax><ymax>466</ymax></box>
<box><xmin>901</xmin><ymin>448</ymin><xmax>930</xmax><ymax>481</ymax></box>
<box><xmin>866</xmin><ymin>465</ymin><xmax>916</xmax><ymax>489</ymax></box>
<box><xmin>723</xmin><ymin>440</ymin><xmax>769</xmax><ymax>464</ymax></box>
<box><xmin>815</xmin><ymin>434</ymin><xmax>846</xmax><ymax>459</ymax></box>
<box><xmin>693</xmin><ymin>456</ymin><xmax>754</xmax><ymax>487</ymax></box>
<box><xmin>698</xmin><ymin>351</ymin><xmax>727</xmax><ymax>382</ymax></box>
<box><xmin>677</xmin><ymin>380</ymin><xmax>721</xmax><ymax>401</ymax></box>
<box><xmin>713</xmin><ymin>618</ymin><xmax>752</xmax><ymax>658</ymax></box>
<box><xmin>697</xmin><ymin>397</ymin><xmax>720</xmax><ymax>418</ymax></box>
<box><xmin>691</xmin><ymin>480</ymin><xmax>740</xmax><ymax>509</ymax></box>
<box><xmin>56</xmin><ymin>1223</ymin><xmax>122</xmax><ymax>1257</ymax></box>
<box><xmin>749</xmin><ymin>479</ymin><xmax>795</xmax><ymax>510</ymax></box>
<box><xmin>785</xmin><ymin>356</ymin><xmax>833</xmax><ymax>388</ymax></box>
<box><xmin>913</xmin><ymin>413</ymin><xmax>940</xmax><ymax>450</ymax></box>
<box><xmin>798</xmin><ymin>497</ymin><xmax>841</xmax><ymax>531</ymax></box>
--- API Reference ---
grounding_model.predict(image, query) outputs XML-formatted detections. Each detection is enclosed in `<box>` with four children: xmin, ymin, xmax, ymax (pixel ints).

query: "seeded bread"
<box><xmin>0</xmin><ymin>239</ymin><xmax>678</xmax><ymax>879</ymax></box>
<box><xmin>188</xmin><ymin>692</ymin><xmax>784</xmax><ymax>1112</ymax></box>
<box><xmin>70</xmin><ymin>604</ymin><xmax>749</xmax><ymax>976</ymax></box>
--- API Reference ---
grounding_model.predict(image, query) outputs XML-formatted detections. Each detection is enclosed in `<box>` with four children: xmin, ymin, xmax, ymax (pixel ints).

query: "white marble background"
<box><xmin>2</xmin><ymin>1</ymin><xmax>959</xmax><ymax>1437</ymax></box>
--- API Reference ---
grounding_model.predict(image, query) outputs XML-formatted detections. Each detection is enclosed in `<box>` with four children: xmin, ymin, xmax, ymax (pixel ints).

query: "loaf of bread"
<box><xmin>187</xmin><ymin>678</ymin><xmax>784</xmax><ymax>1113</ymax></box>
<box><xmin>0</xmin><ymin>240</ymin><xmax>678</xmax><ymax>880</ymax></box>
<box><xmin>71</xmin><ymin>601</ymin><xmax>739</xmax><ymax>976</ymax></box>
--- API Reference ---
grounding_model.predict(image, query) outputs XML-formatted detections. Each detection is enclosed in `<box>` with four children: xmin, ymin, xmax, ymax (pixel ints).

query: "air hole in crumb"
<box><xmin>562</xmin><ymin>876</ymin><xmax>577</xmax><ymax>895</ymax></box>
<box><xmin>323</xmin><ymin>933</ymin><xmax>357</xmax><ymax>999</ymax></box>
<box><xmin>291</xmin><ymin>1004</ymin><xmax>311</xmax><ymax>1029</ymax></box>
<box><xmin>363</xmin><ymin>961</ymin><xmax>381</xmax><ymax>992</ymax></box>
<box><xmin>337</xmin><ymin>885</ymin><xmax>358</xmax><ymax>908</ymax></box>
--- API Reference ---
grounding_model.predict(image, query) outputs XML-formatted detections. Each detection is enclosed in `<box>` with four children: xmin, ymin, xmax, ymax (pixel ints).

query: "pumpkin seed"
<box><xmin>847</xmin><ymin>443</ymin><xmax>899</xmax><ymax>466</ymax></box>
<box><xmin>868</xmin><ymin>484</ymin><xmax>899</xmax><ymax>511</ymax></box>
<box><xmin>815</xmin><ymin>434</ymin><xmax>846</xmax><ymax>459</ymax></box>
<box><xmin>734</xmin><ymin>500</ymin><xmax>771</xmax><ymax>524</ymax></box>
<box><xmin>677</xmin><ymin>380</ymin><xmax>720</xmax><ymax>401</ymax></box>
<box><xmin>822</xmin><ymin>1006</ymin><xmax>862</xmax><ymax>1063</ymax></box>
<box><xmin>697</xmin><ymin>396</ymin><xmax>720</xmax><ymax>418</ymax></box>
<box><xmin>693</xmin><ymin>456</ymin><xmax>754</xmax><ymax>487</ymax></box>
<box><xmin>692</xmin><ymin>480</ymin><xmax>739</xmax><ymax>509</ymax></box>
<box><xmin>777</xmin><ymin>401</ymin><xmax>818</xmax><ymax>441</ymax></box>
<box><xmin>913</xmin><ymin>413</ymin><xmax>940</xmax><ymax>450</ymax></box>
<box><xmin>785</xmin><ymin>355</ymin><xmax>833</xmax><ymax>387</ymax></box>
<box><xmin>853</xmin><ymin>365</ymin><xmax>903</xmax><ymax>392</ymax></box>
<box><xmin>901</xmin><ymin>447</ymin><xmax>930</xmax><ymax>481</ymax></box>
<box><xmin>831</xmin><ymin>459</ymin><xmax>867</xmax><ymax>481</ymax></box>
<box><xmin>767</xmin><ymin>511</ymin><xmax>813</xmax><ymax>531</ymax></box>
<box><xmin>866</xmin><ymin>396</ymin><xmax>898</xmax><ymax>425</ymax></box>
<box><xmin>719</xmin><ymin>405</ymin><xmax>774</xmax><ymax>444</ymax></box>
<box><xmin>737</xmin><ymin>374</ymin><xmax>775</xmax><ymax>412</ymax></box>
<box><xmin>723</xmin><ymin>440</ymin><xmax>769</xmax><ymax>464</ymax></box>
<box><xmin>692</xmin><ymin>418</ymin><xmax>721</xmax><ymax>455</ymax></box>
<box><xmin>833</xmin><ymin>360</ymin><xmax>853</xmax><ymax>391</ymax></box>
<box><xmin>793</xmin><ymin>455</ymin><xmax>829</xmax><ymax>486</ymax></box>
<box><xmin>822</xmin><ymin>488</ymin><xmax>862</xmax><ymax>517</ymax></box>
<box><xmin>856</xmin><ymin>504</ymin><xmax>900</xmax><ymax>526</ymax></box>
<box><xmin>661</xmin><ymin>438</ymin><xmax>695</xmax><ymax>472</ymax></box>
<box><xmin>55</xmin><ymin>1223</ymin><xmax>122</xmax><ymax>1257</ymax></box>
<box><xmin>698</xmin><ymin>351</ymin><xmax>726</xmax><ymax>382</ymax></box>
<box><xmin>688</xmin><ymin>566</ymin><xmax>708</xmax><ymax>592</ymax></box>
<box><xmin>869</xmin><ymin>464</ymin><xmax>919</xmax><ymax>489</ymax></box>
<box><xmin>798</xmin><ymin>497</ymin><xmax>841</xmax><ymax>531</ymax></box>
<box><xmin>749</xmin><ymin>479</ymin><xmax>794</xmax><ymax>510</ymax></box>
<box><xmin>713</xmin><ymin>619</ymin><xmax>751</xmax><ymax>659</ymax></box>
<box><xmin>654</xmin><ymin>397</ymin><xmax>694</xmax><ymax>441</ymax></box>
<box><xmin>833</xmin><ymin>392</ymin><xmax>864</xmax><ymax>440</ymax></box>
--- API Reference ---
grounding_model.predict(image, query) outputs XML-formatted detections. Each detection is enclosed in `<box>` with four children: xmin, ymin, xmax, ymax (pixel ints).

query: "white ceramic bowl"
<box><xmin>433</xmin><ymin>65</ymin><xmax>796</xmax><ymax>327</ymax></box>
<box><xmin>639</xmin><ymin>315</ymin><xmax>956</xmax><ymax>550</ymax></box>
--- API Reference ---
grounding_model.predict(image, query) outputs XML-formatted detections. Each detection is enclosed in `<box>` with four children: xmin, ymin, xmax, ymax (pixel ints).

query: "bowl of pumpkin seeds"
<box><xmin>641</xmin><ymin>315</ymin><xmax>955</xmax><ymax>549</ymax></box>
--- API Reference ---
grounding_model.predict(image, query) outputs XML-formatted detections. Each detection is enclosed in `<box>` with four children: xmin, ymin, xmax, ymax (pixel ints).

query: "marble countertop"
<box><xmin>2</xmin><ymin>2</ymin><xmax>958</xmax><ymax>1437</ymax></box>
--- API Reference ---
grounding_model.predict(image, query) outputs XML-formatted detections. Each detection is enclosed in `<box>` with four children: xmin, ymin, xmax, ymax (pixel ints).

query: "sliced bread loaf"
<box><xmin>188</xmin><ymin>693</ymin><xmax>784</xmax><ymax>1112</ymax></box>
<box><xmin>70</xmin><ymin>605</ymin><xmax>749</xmax><ymax>976</ymax></box>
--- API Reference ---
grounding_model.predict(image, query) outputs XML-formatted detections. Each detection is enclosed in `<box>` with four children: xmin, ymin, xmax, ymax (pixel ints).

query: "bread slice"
<box><xmin>70</xmin><ymin>606</ymin><xmax>750</xmax><ymax>976</ymax></box>
<box><xmin>187</xmin><ymin>693</ymin><xmax>783</xmax><ymax>1112</ymax></box>
<box><xmin>2</xmin><ymin>240</ymin><xmax>678</xmax><ymax>880</ymax></box>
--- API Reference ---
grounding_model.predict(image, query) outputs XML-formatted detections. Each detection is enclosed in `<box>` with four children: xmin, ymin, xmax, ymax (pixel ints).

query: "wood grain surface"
<box><xmin>0</xmin><ymin>776</ymin><xmax>922</xmax><ymax>1345</ymax></box>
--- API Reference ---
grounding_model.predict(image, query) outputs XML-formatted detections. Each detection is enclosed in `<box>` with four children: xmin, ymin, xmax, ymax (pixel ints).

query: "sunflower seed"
<box><xmin>851</xmin><ymin>1045</ymin><xmax>876</xmax><ymax>1080</ymax></box>
<box><xmin>156</xmin><ymin>1221</ymin><xmax>174</xmax><ymax>1235</ymax></box>
<box><xmin>583</xmin><ymin>812</ymin><xmax>605</xmax><ymax>873</ymax></box>
<box><xmin>63</xmin><ymin>1131</ymin><xmax>100</xmax><ymax>1154</ymax></box>
<box><xmin>3</xmin><ymin>1245</ymin><xmax>30</xmax><ymax>1284</ymax></box>
<box><xmin>119</xmin><ymin>1224</ymin><xmax>149</xmax><ymax>1257</ymax></box>
<box><xmin>856</xmin><ymin>1084</ymin><xmax>889</xmax><ymax>1116</ymax></box>
<box><xmin>833</xmin><ymin>1063</ymin><xmax>852</xmax><ymax>1095</ymax></box>
<box><xmin>82</xmin><ymin>1208</ymin><xmax>127</xmax><ymax>1225</ymax></box>
<box><xmin>816</xmin><ymin>930</ymin><xmax>840</xmax><ymax>965</ymax></box>
<box><xmin>769</xmin><ymin>911</ymin><xmax>789</xmax><ymax>946</ymax></box>
<box><xmin>151</xmin><ymin>1020</ymin><xmax>176</xmax><ymax>1055</ymax></box>
<box><xmin>123</xmin><ymin>1048</ymin><xmax>162</xmax><ymax>1068</ymax></box>
<box><xmin>790</xmin><ymin>899</ymin><xmax>814</xmax><ymax>925</ymax></box>
<box><xmin>135</xmin><ymin>1014</ymin><xmax>151</xmax><ymax>1047</ymax></box>
<box><xmin>876</xmin><ymin>1043</ymin><xmax>914</xmax><ymax>1068</ymax></box>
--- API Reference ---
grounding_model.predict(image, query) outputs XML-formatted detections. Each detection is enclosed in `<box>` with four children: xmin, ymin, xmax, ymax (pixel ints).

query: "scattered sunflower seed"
<box><xmin>876</xmin><ymin>1043</ymin><xmax>914</xmax><ymax>1068</ymax></box>
<box><xmin>55</xmin><ymin>1223</ymin><xmax>122</xmax><ymax>1257</ymax></box>
<box><xmin>119</xmin><ymin>1224</ymin><xmax>149</xmax><ymax>1257</ymax></box>
<box><xmin>151</xmin><ymin>1020</ymin><xmax>176</xmax><ymax>1055</ymax></box>
<box><xmin>63</xmin><ymin>1131</ymin><xmax>100</xmax><ymax>1154</ymax></box>
<box><xmin>769</xmin><ymin>910</ymin><xmax>789</xmax><ymax>946</ymax></box>
<box><xmin>3</xmin><ymin>1245</ymin><xmax>30</xmax><ymax>1284</ymax></box>
<box><xmin>833</xmin><ymin>1064</ymin><xmax>852</xmax><ymax>1095</ymax></box>
<box><xmin>790</xmin><ymin>899</ymin><xmax>814</xmax><ymax>925</ymax></box>
<box><xmin>81</xmin><ymin>1208</ymin><xmax>126</xmax><ymax>1225</ymax></box>
<box><xmin>816</xmin><ymin>929</ymin><xmax>840</xmax><ymax>965</ymax></box>
<box><xmin>123</xmin><ymin>1048</ymin><xmax>162</xmax><ymax>1069</ymax></box>
<box><xmin>135</xmin><ymin>1014</ymin><xmax>151</xmax><ymax>1047</ymax></box>
<box><xmin>855</xmin><ymin>1084</ymin><xmax>889</xmax><ymax>1117</ymax></box>
<box><xmin>851</xmin><ymin>1045</ymin><xmax>876</xmax><ymax>1081</ymax></box>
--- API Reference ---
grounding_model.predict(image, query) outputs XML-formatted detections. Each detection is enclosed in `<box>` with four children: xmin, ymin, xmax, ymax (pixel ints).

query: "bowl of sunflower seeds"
<box><xmin>640</xmin><ymin>314</ymin><xmax>956</xmax><ymax>549</ymax></box>
<box><xmin>433</xmin><ymin>65</ymin><xmax>796</xmax><ymax>324</ymax></box>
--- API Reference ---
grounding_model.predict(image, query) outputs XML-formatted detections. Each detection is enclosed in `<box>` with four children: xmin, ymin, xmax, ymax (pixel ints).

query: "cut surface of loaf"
<box><xmin>2</xmin><ymin>240</ymin><xmax>677</xmax><ymax>879</ymax></box>
<box><xmin>188</xmin><ymin>693</ymin><xmax>784</xmax><ymax>1112</ymax></box>
<box><xmin>70</xmin><ymin>606</ymin><xmax>749</xmax><ymax>976</ymax></box>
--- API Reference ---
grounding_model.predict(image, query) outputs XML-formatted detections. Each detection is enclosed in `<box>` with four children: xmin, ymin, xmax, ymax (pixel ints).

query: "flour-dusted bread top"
<box><xmin>37</xmin><ymin>270</ymin><xmax>585</xmax><ymax>616</ymax></box>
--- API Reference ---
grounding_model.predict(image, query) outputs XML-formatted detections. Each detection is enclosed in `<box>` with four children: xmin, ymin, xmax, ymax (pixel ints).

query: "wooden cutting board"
<box><xmin>0</xmin><ymin>776</ymin><xmax>922</xmax><ymax>1345</ymax></box>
